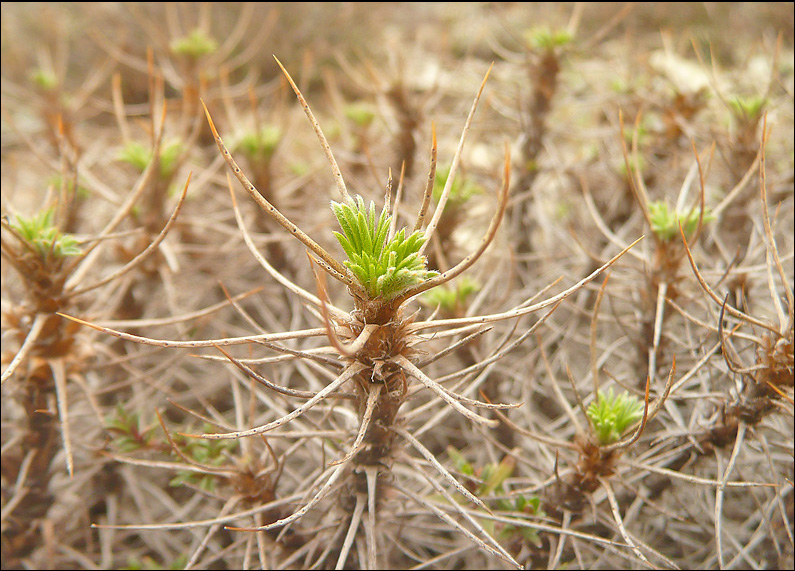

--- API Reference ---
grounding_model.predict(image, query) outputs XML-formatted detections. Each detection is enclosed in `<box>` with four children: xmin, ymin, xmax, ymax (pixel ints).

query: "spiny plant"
<box><xmin>492</xmin><ymin>318</ymin><xmax>677</xmax><ymax>568</ymax></box>
<box><xmin>224</xmin><ymin>96</ymin><xmax>292</xmax><ymax>269</ymax></box>
<box><xmin>515</xmin><ymin>24</ymin><xmax>574</xmax><ymax>194</ymax></box>
<box><xmin>104</xmin><ymin>66</ymin><xmax>203</xmax><ymax>319</ymax></box>
<box><xmin>492</xmin><ymin>17</ymin><xmax>580</xmax><ymax>257</ymax></box>
<box><xmin>680</xmin><ymin>123</ymin><xmax>792</xmax><ymax>433</ymax></box>
<box><xmin>628</xmin><ymin>121</ymin><xmax>794</xmax><ymax>568</ymax></box>
<box><xmin>1</xmin><ymin>168</ymin><xmax>188</xmax><ymax>386</ymax></box>
<box><xmin>334</xmin><ymin>50</ymin><xmax>429</xmax><ymax>179</ymax></box>
<box><xmin>17</xmin><ymin>43</ymin><xmax>111</xmax><ymax>154</ymax></box>
<box><xmin>572</xmin><ymin>77</ymin><xmax>790</xmax><ymax>566</ymax></box>
<box><xmin>58</xmin><ymin>56</ymin><xmax>638</xmax><ymax>569</ymax></box>
<box><xmin>105</xmin><ymin>405</ymin><xmax>275</xmax><ymax>500</ymax></box>
<box><xmin>3</xmin><ymin>4</ymin><xmax>790</xmax><ymax>570</ymax></box>
<box><xmin>116</xmin><ymin>132</ymin><xmax>187</xmax><ymax>242</ymax></box>
<box><xmin>100</xmin><ymin>400</ymin><xmax>302</xmax><ymax>568</ymax></box>
<box><xmin>0</xmin><ymin>157</ymin><xmax>190</xmax><ymax>566</ymax></box>
<box><xmin>592</xmin><ymin>112</ymin><xmax>718</xmax><ymax>384</ymax></box>
<box><xmin>2</xmin><ymin>18</ymin><xmax>195</xmax><ymax>564</ymax></box>
<box><xmin>712</xmin><ymin>37</ymin><xmax>779</xmax><ymax>171</ymax></box>
<box><xmin>727</xmin><ymin>94</ymin><xmax>767</xmax><ymax>140</ymax></box>
<box><xmin>91</xmin><ymin>3</ymin><xmax>277</xmax><ymax>129</ymax></box>
<box><xmin>1</xmin><ymin>70</ymin><xmax>200</xmax><ymax>559</ymax></box>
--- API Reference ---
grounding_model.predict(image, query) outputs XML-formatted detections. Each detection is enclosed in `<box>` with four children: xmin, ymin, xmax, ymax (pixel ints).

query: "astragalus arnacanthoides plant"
<box><xmin>61</xmin><ymin>58</ymin><xmax>637</xmax><ymax>569</ymax></box>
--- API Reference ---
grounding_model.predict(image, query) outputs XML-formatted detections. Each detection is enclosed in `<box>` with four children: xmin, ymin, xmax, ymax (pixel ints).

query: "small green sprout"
<box><xmin>239</xmin><ymin>125</ymin><xmax>282</xmax><ymax>161</ymax></box>
<box><xmin>169</xmin><ymin>28</ymin><xmax>218</xmax><ymax>58</ymax></box>
<box><xmin>158</xmin><ymin>140</ymin><xmax>184</xmax><ymax>177</ymax></box>
<box><xmin>647</xmin><ymin>200</ymin><xmax>714</xmax><ymax>242</ymax></box>
<box><xmin>421</xmin><ymin>276</ymin><xmax>479</xmax><ymax>314</ymax></box>
<box><xmin>447</xmin><ymin>445</ymin><xmax>476</xmax><ymax>477</ymax></box>
<box><xmin>524</xmin><ymin>26</ymin><xmax>573</xmax><ymax>51</ymax></box>
<box><xmin>477</xmin><ymin>455</ymin><xmax>515</xmax><ymax>497</ymax></box>
<box><xmin>29</xmin><ymin>67</ymin><xmax>58</xmax><ymax>91</ymax></box>
<box><xmin>622</xmin><ymin>117</ymin><xmax>652</xmax><ymax>147</ymax></box>
<box><xmin>523</xmin><ymin>158</ymin><xmax>539</xmax><ymax>173</ymax></box>
<box><xmin>331</xmin><ymin>196</ymin><xmax>438</xmax><ymax>300</ymax></box>
<box><xmin>47</xmin><ymin>175</ymin><xmax>90</xmax><ymax>199</ymax></box>
<box><xmin>169</xmin><ymin>425</ymin><xmax>238</xmax><ymax>492</ymax></box>
<box><xmin>289</xmin><ymin>161</ymin><xmax>310</xmax><ymax>176</ymax></box>
<box><xmin>344</xmin><ymin>101</ymin><xmax>377</xmax><ymax>128</ymax></box>
<box><xmin>168</xmin><ymin>470</ymin><xmax>218</xmax><ymax>492</ymax></box>
<box><xmin>11</xmin><ymin>208</ymin><xmax>82</xmax><ymax>258</ymax></box>
<box><xmin>107</xmin><ymin>410</ymin><xmax>235</xmax><ymax>492</ymax></box>
<box><xmin>106</xmin><ymin>404</ymin><xmax>157</xmax><ymax>453</ymax></box>
<box><xmin>117</xmin><ymin>140</ymin><xmax>183</xmax><ymax>178</ymax></box>
<box><xmin>609</xmin><ymin>77</ymin><xmax>633</xmax><ymax>95</ymax></box>
<box><xmin>586</xmin><ymin>388</ymin><xmax>644</xmax><ymax>445</ymax></box>
<box><xmin>500</xmin><ymin>494</ymin><xmax>545</xmax><ymax>546</ymax></box>
<box><xmin>117</xmin><ymin>141</ymin><xmax>150</xmax><ymax>171</ymax></box>
<box><xmin>728</xmin><ymin>94</ymin><xmax>767</xmax><ymax>122</ymax></box>
<box><xmin>447</xmin><ymin>446</ymin><xmax>545</xmax><ymax>546</ymax></box>
<box><xmin>433</xmin><ymin>165</ymin><xmax>483</xmax><ymax>206</ymax></box>
<box><xmin>617</xmin><ymin>153</ymin><xmax>646</xmax><ymax>181</ymax></box>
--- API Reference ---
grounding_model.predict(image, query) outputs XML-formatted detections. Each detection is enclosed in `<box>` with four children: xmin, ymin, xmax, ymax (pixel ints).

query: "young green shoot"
<box><xmin>344</xmin><ymin>101</ymin><xmax>377</xmax><ymax>128</ymax></box>
<box><xmin>106</xmin><ymin>403</ymin><xmax>158</xmax><ymax>453</ymax></box>
<box><xmin>169</xmin><ymin>28</ymin><xmax>218</xmax><ymax>58</ymax></box>
<box><xmin>525</xmin><ymin>26</ymin><xmax>574</xmax><ymax>51</ymax></box>
<box><xmin>586</xmin><ymin>388</ymin><xmax>645</xmax><ymax>446</ymax></box>
<box><xmin>728</xmin><ymin>94</ymin><xmax>767</xmax><ymax>124</ymax></box>
<box><xmin>331</xmin><ymin>195</ymin><xmax>438</xmax><ymax>300</ymax></box>
<box><xmin>447</xmin><ymin>446</ymin><xmax>545</xmax><ymax>546</ymax></box>
<box><xmin>648</xmin><ymin>200</ymin><xmax>714</xmax><ymax>242</ymax></box>
<box><xmin>433</xmin><ymin>164</ymin><xmax>482</xmax><ymax>205</ymax></box>
<box><xmin>10</xmin><ymin>208</ymin><xmax>82</xmax><ymax>259</ymax></box>
<box><xmin>117</xmin><ymin>139</ymin><xmax>184</xmax><ymax>179</ymax></box>
<box><xmin>421</xmin><ymin>276</ymin><xmax>480</xmax><ymax>315</ymax></box>
<box><xmin>238</xmin><ymin>125</ymin><xmax>282</xmax><ymax>161</ymax></box>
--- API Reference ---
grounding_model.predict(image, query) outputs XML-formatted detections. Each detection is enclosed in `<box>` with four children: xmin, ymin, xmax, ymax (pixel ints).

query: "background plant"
<box><xmin>2</xmin><ymin>3</ymin><xmax>793</xmax><ymax>570</ymax></box>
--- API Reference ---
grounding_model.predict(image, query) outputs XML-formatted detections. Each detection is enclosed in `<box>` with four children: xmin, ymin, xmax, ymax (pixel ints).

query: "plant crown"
<box><xmin>331</xmin><ymin>195</ymin><xmax>438</xmax><ymax>300</ymax></box>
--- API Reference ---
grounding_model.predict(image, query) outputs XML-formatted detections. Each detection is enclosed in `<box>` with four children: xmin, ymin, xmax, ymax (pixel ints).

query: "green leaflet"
<box><xmin>586</xmin><ymin>388</ymin><xmax>644</xmax><ymax>445</ymax></box>
<box><xmin>11</xmin><ymin>208</ymin><xmax>82</xmax><ymax>258</ymax></box>
<box><xmin>647</xmin><ymin>200</ymin><xmax>714</xmax><ymax>242</ymax></box>
<box><xmin>331</xmin><ymin>196</ymin><xmax>438</xmax><ymax>300</ymax></box>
